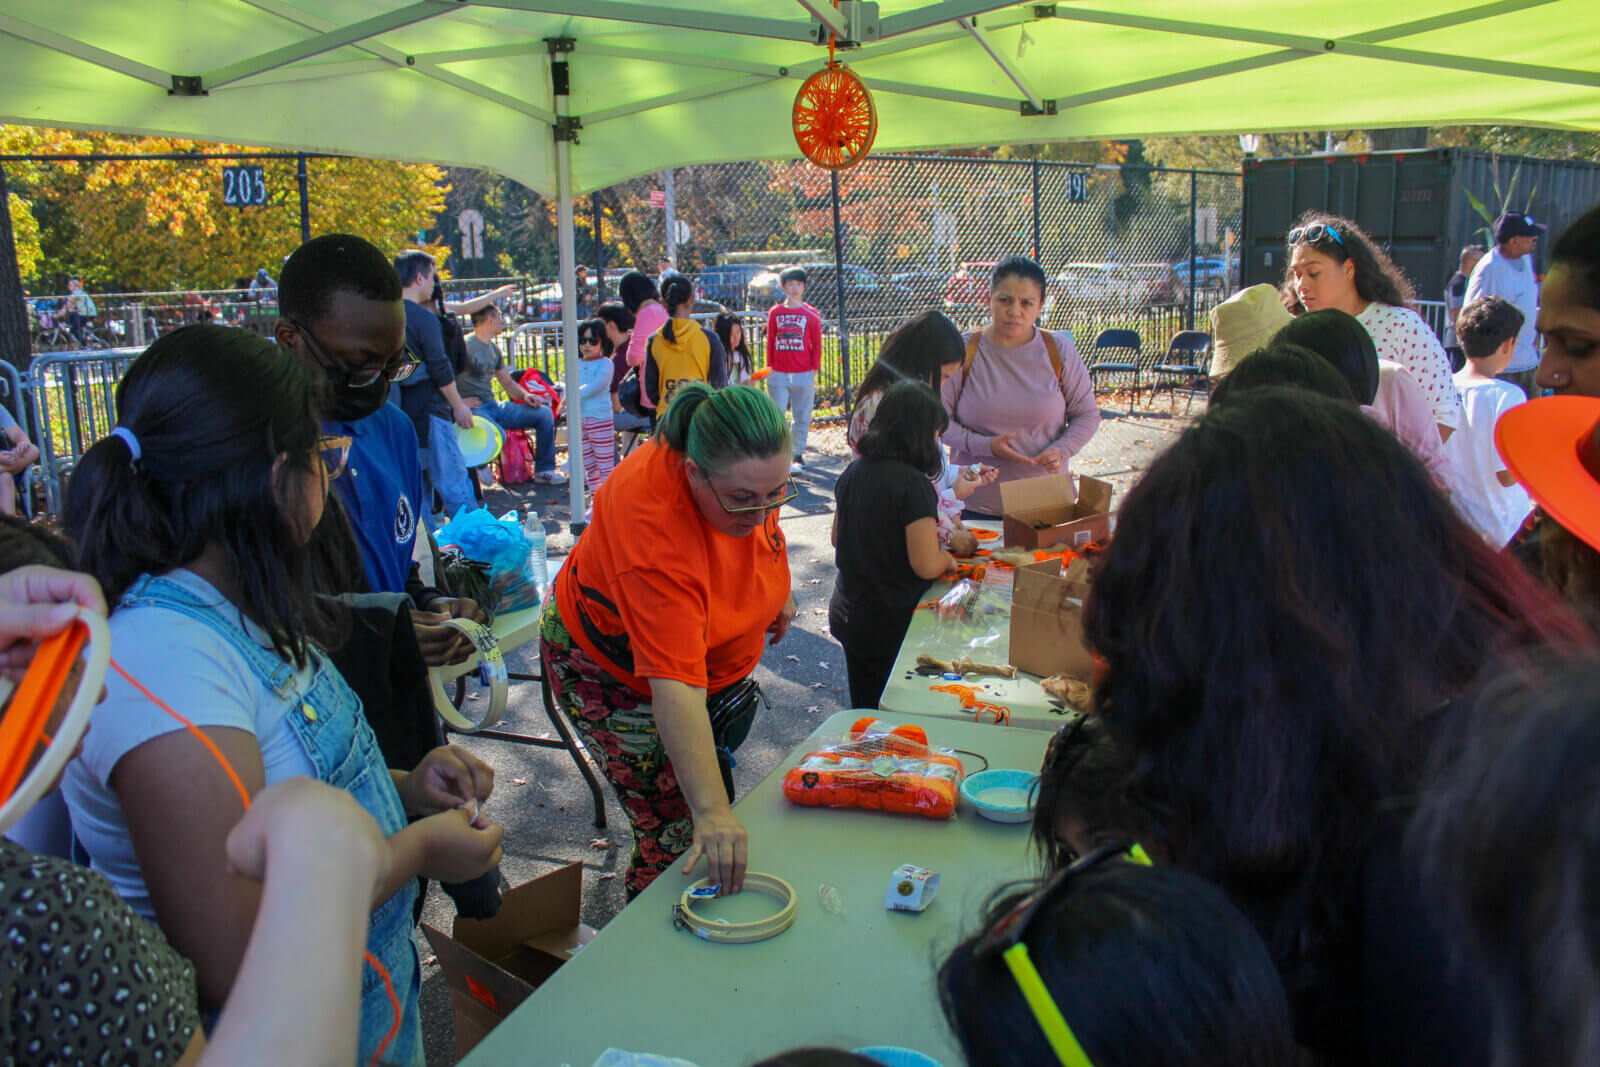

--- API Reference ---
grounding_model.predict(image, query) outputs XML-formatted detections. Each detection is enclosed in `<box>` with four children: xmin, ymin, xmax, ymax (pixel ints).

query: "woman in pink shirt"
<box><xmin>940</xmin><ymin>256</ymin><xmax>1101</xmax><ymax>515</ymax></box>
<box><xmin>1276</xmin><ymin>310</ymin><xmax>1453</xmax><ymax>488</ymax></box>
<box><xmin>620</xmin><ymin>271</ymin><xmax>669</xmax><ymax>408</ymax></box>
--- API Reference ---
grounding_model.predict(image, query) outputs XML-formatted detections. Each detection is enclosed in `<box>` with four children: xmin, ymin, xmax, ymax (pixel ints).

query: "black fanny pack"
<box><xmin>708</xmin><ymin>677</ymin><xmax>766</xmax><ymax>803</ymax></box>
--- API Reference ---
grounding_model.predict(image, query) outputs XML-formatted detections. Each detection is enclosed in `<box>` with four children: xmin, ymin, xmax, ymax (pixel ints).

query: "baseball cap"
<box><xmin>1209</xmin><ymin>284</ymin><xmax>1293</xmax><ymax>377</ymax></box>
<box><xmin>1495</xmin><ymin>396</ymin><xmax>1600</xmax><ymax>552</ymax></box>
<box><xmin>1494</xmin><ymin>210</ymin><xmax>1548</xmax><ymax>243</ymax></box>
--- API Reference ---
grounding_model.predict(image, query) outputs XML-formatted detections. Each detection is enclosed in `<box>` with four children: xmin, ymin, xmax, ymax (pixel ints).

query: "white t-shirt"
<box><xmin>1465</xmin><ymin>248</ymin><xmax>1540</xmax><ymax>373</ymax></box>
<box><xmin>1357</xmin><ymin>302</ymin><xmax>1461</xmax><ymax>430</ymax></box>
<box><xmin>62</xmin><ymin>569</ymin><xmax>319</xmax><ymax>919</ymax></box>
<box><xmin>1443</xmin><ymin>373</ymin><xmax>1533</xmax><ymax>547</ymax></box>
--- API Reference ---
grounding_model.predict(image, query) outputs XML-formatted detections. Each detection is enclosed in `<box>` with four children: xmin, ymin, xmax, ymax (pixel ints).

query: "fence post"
<box><xmin>1187</xmin><ymin>170</ymin><xmax>1198</xmax><ymax>332</ymax></box>
<box><xmin>831</xmin><ymin>169</ymin><xmax>849</xmax><ymax>394</ymax></box>
<box><xmin>592</xmin><ymin>192</ymin><xmax>605</xmax><ymax>304</ymax></box>
<box><xmin>1031</xmin><ymin>159</ymin><xmax>1042</xmax><ymax>261</ymax></box>
<box><xmin>297</xmin><ymin>153</ymin><xmax>311</xmax><ymax>243</ymax></box>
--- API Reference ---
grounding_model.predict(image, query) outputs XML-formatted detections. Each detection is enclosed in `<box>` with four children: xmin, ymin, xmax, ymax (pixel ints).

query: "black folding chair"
<box><xmin>1085</xmin><ymin>328</ymin><xmax>1143</xmax><ymax>412</ymax></box>
<box><xmin>1145</xmin><ymin>331</ymin><xmax>1214</xmax><ymax>415</ymax></box>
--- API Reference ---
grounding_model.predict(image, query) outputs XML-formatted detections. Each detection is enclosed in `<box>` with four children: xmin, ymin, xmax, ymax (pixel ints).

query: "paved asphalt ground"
<box><xmin>415</xmin><ymin>396</ymin><xmax>1200</xmax><ymax>1066</ymax></box>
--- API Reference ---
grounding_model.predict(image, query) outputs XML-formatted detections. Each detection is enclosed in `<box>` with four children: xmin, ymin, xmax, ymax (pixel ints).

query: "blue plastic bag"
<box><xmin>435</xmin><ymin>508</ymin><xmax>541</xmax><ymax>612</ymax></box>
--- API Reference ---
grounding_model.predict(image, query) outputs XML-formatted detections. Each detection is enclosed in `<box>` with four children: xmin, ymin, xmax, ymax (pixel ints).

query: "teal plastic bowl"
<box><xmin>854</xmin><ymin>1047</ymin><xmax>945</xmax><ymax>1067</ymax></box>
<box><xmin>959</xmin><ymin>767</ymin><xmax>1040</xmax><ymax>823</ymax></box>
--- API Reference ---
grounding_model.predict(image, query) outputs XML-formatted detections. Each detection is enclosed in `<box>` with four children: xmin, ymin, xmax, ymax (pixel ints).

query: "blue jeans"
<box><xmin>118</xmin><ymin>574</ymin><xmax>424</xmax><ymax>1067</ymax></box>
<box><xmin>479</xmin><ymin>400</ymin><xmax>557</xmax><ymax>474</ymax></box>
<box><xmin>428</xmin><ymin>415</ymin><xmax>478</xmax><ymax>522</ymax></box>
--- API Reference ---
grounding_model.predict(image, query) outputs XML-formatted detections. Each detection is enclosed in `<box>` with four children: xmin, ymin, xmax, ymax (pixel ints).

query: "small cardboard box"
<box><xmin>1009</xmin><ymin>558</ymin><xmax>1096</xmax><ymax>680</ymax></box>
<box><xmin>421</xmin><ymin>862</ymin><xmax>597</xmax><ymax>1059</ymax></box>
<box><xmin>1000</xmin><ymin>474</ymin><xmax>1114</xmax><ymax>551</ymax></box>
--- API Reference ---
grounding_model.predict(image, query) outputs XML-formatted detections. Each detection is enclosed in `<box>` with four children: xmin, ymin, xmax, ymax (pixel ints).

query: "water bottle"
<box><xmin>522</xmin><ymin>508</ymin><xmax>547</xmax><ymax>602</ymax></box>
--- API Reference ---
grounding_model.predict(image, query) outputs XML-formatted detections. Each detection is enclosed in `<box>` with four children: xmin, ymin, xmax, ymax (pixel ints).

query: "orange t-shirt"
<box><xmin>554</xmin><ymin>439</ymin><xmax>791</xmax><ymax>696</ymax></box>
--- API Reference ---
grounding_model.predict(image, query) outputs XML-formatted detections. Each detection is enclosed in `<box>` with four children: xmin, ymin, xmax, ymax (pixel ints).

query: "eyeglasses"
<box><xmin>318</xmin><ymin>434</ymin><xmax>352</xmax><ymax>481</ymax></box>
<box><xmin>1287</xmin><ymin>223</ymin><xmax>1345</xmax><ymax>251</ymax></box>
<box><xmin>578</xmin><ymin>334</ymin><xmax>602</xmax><ymax>347</ymax></box>
<box><xmin>707</xmin><ymin>477</ymin><xmax>798</xmax><ymax>516</ymax></box>
<box><xmin>288</xmin><ymin>318</ymin><xmax>419</xmax><ymax>388</ymax></box>
<box><xmin>978</xmin><ymin>839</ymin><xmax>1153</xmax><ymax>1067</ymax></box>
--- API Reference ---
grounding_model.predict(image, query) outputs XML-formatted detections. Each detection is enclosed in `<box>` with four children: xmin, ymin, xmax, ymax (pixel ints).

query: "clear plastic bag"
<box><xmin>781</xmin><ymin>719</ymin><xmax>964</xmax><ymax>820</ymax></box>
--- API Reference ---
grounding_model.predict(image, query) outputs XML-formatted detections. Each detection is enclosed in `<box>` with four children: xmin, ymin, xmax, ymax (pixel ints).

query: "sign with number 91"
<box><xmin>222</xmin><ymin>165</ymin><xmax>267</xmax><ymax>207</ymax></box>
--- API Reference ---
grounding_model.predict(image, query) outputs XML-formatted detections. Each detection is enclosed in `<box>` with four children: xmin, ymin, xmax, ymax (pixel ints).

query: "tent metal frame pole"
<box><xmin>202</xmin><ymin>0</ymin><xmax>455</xmax><ymax>88</ymax></box>
<box><xmin>830</xmin><ymin>170</ymin><xmax>849</xmax><ymax>399</ymax></box>
<box><xmin>470</xmin><ymin>0</ymin><xmax>820</xmax><ymax>42</ymax></box>
<box><xmin>551</xmin><ymin>42</ymin><xmax>586</xmax><ymax>531</ymax></box>
<box><xmin>0</xmin><ymin>13</ymin><xmax>170</xmax><ymax>87</ymax></box>
<box><xmin>297</xmin><ymin>153</ymin><xmax>311</xmax><ymax>242</ymax></box>
<box><xmin>957</xmin><ymin>16</ymin><xmax>1042</xmax><ymax>111</ymax></box>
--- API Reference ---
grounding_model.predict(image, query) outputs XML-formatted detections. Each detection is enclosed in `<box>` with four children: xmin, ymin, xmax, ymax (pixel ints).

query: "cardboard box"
<box><xmin>1009</xmin><ymin>558</ymin><xmax>1096</xmax><ymax>680</ymax></box>
<box><xmin>1000</xmin><ymin>474</ymin><xmax>1114</xmax><ymax>551</ymax></box>
<box><xmin>421</xmin><ymin>862</ymin><xmax>597</xmax><ymax>1059</ymax></box>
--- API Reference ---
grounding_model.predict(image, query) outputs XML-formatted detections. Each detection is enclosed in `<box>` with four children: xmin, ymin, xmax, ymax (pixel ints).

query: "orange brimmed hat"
<box><xmin>1496</xmin><ymin>395</ymin><xmax>1600</xmax><ymax>551</ymax></box>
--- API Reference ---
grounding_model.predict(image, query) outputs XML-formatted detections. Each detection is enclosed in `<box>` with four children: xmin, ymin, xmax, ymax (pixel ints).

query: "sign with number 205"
<box><xmin>222</xmin><ymin>165</ymin><xmax>267</xmax><ymax>207</ymax></box>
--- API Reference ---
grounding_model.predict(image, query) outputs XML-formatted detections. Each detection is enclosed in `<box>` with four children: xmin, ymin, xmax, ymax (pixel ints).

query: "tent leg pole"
<box><xmin>553</xmin><ymin>50</ymin><xmax>585</xmax><ymax>533</ymax></box>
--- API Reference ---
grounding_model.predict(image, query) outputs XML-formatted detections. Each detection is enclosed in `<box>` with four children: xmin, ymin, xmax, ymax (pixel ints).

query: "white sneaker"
<box><xmin>533</xmin><ymin>470</ymin><xmax>569</xmax><ymax>485</ymax></box>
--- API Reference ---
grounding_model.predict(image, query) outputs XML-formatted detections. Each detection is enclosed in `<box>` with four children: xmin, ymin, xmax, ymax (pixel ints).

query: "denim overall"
<box><xmin>120</xmin><ymin>575</ymin><xmax>424</xmax><ymax>1067</ymax></box>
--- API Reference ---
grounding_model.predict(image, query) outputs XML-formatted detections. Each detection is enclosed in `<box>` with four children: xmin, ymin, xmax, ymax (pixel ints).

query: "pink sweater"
<box><xmin>625</xmin><ymin>301</ymin><xmax>670</xmax><ymax>408</ymax></box>
<box><xmin>940</xmin><ymin>327</ymin><xmax>1102</xmax><ymax>515</ymax></box>
<box><xmin>1364</xmin><ymin>360</ymin><xmax>1453</xmax><ymax>488</ymax></box>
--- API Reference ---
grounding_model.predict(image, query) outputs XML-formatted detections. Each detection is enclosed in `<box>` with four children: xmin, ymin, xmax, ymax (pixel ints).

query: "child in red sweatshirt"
<box><xmin>765</xmin><ymin>266</ymin><xmax>824</xmax><ymax>472</ymax></box>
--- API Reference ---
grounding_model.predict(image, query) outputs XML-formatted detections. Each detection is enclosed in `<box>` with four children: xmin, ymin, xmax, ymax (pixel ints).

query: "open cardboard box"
<box><xmin>1000</xmin><ymin>474</ymin><xmax>1114</xmax><ymax>551</ymax></box>
<box><xmin>1009</xmin><ymin>558</ymin><xmax>1096</xmax><ymax>681</ymax></box>
<box><xmin>422</xmin><ymin>862</ymin><xmax>597</xmax><ymax>1058</ymax></box>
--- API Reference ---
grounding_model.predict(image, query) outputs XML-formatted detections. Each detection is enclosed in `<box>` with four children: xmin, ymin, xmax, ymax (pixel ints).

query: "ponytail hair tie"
<box><xmin>109</xmin><ymin>426</ymin><xmax>141</xmax><ymax>463</ymax></box>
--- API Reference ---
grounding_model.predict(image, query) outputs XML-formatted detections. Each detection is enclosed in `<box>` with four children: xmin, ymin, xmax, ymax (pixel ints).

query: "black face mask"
<box><xmin>326</xmin><ymin>374</ymin><xmax>391</xmax><ymax>422</ymax></box>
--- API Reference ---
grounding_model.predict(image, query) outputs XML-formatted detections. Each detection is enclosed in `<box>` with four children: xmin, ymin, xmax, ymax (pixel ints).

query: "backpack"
<box><xmin>496</xmin><ymin>429</ymin><xmax>535</xmax><ymax>485</ymax></box>
<box><xmin>951</xmin><ymin>328</ymin><xmax>1065</xmax><ymax>425</ymax></box>
<box><xmin>512</xmin><ymin>367</ymin><xmax>565</xmax><ymax>421</ymax></box>
<box><xmin>617</xmin><ymin>366</ymin><xmax>648</xmax><ymax>419</ymax></box>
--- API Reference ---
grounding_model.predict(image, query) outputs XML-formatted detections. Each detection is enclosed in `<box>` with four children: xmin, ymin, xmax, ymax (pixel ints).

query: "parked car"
<box><xmin>695</xmin><ymin>264</ymin><xmax>772</xmax><ymax>309</ymax></box>
<box><xmin>746</xmin><ymin>263</ymin><xmax>912</xmax><ymax>318</ymax></box>
<box><xmin>943</xmin><ymin>261</ymin><xmax>999</xmax><ymax>311</ymax></box>
<box><xmin>1171</xmin><ymin>257</ymin><xmax>1232</xmax><ymax>294</ymax></box>
<box><xmin>890</xmin><ymin>270</ymin><xmax>947</xmax><ymax>310</ymax></box>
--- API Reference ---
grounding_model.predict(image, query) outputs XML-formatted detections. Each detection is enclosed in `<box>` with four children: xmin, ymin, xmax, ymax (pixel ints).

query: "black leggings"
<box><xmin>832</xmin><ymin>602</ymin><xmax>902</xmax><ymax>709</ymax></box>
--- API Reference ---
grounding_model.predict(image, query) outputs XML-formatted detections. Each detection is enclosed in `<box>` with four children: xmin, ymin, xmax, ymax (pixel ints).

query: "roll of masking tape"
<box><xmin>430</xmin><ymin>617</ymin><xmax>509</xmax><ymax>733</ymax></box>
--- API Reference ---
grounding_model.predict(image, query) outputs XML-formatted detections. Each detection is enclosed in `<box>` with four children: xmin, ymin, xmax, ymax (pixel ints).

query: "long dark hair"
<box><xmin>714</xmin><ymin>312</ymin><xmax>752</xmax><ymax>378</ymax></box>
<box><xmin>618</xmin><ymin>271</ymin><xmax>659</xmax><ymax>314</ymax></box>
<box><xmin>1084</xmin><ymin>389</ymin><xmax>1590</xmax><ymax>1021</ymax></box>
<box><xmin>1030</xmin><ymin>714</ymin><xmax>1153</xmax><ymax>873</ymax></box>
<box><xmin>855</xmin><ymin>380</ymin><xmax>947</xmax><ymax>478</ymax></box>
<box><xmin>1282</xmin><ymin>211</ymin><xmax>1415</xmax><ymax>307</ymax></box>
<box><xmin>1413</xmin><ymin>661</ymin><xmax>1600</xmax><ymax>1067</ymax></box>
<box><xmin>1273</xmin><ymin>308</ymin><xmax>1380</xmax><ymax>404</ymax></box>
<box><xmin>852</xmin><ymin>309</ymin><xmax>964</xmax><ymax>407</ymax></box>
<box><xmin>660</xmin><ymin>273</ymin><xmax>694</xmax><ymax>343</ymax></box>
<box><xmin>938</xmin><ymin>861</ymin><xmax>1295</xmax><ymax>1067</ymax></box>
<box><xmin>65</xmin><ymin>325</ymin><xmax>340</xmax><ymax>667</ymax></box>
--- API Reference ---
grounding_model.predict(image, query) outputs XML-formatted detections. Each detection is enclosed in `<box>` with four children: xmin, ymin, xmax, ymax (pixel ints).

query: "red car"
<box><xmin>942</xmin><ymin>261</ymin><xmax>999</xmax><ymax>311</ymax></box>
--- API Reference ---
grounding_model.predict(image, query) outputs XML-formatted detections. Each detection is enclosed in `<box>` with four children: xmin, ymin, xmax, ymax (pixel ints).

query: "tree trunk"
<box><xmin>0</xmin><ymin>166</ymin><xmax>31</xmax><ymax>373</ymax></box>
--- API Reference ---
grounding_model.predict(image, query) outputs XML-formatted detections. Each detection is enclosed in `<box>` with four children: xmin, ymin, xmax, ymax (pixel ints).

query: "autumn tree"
<box><xmin>3</xmin><ymin>126</ymin><xmax>450</xmax><ymax>292</ymax></box>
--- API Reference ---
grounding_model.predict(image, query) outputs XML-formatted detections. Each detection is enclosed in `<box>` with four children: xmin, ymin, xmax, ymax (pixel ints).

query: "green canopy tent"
<box><xmin>5</xmin><ymin>0</ymin><xmax>1599</xmax><ymax>518</ymax></box>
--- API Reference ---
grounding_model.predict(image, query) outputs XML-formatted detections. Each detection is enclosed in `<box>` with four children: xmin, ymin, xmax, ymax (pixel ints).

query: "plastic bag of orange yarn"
<box><xmin>782</xmin><ymin>718</ymin><xmax>963</xmax><ymax>820</ymax></box>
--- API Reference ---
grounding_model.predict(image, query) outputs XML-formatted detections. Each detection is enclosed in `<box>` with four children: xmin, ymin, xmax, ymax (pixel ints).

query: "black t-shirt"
<box><xmin>830</xmin><ymin>457</ymin><xmax>938</xmax><ymax>653</ymax></box>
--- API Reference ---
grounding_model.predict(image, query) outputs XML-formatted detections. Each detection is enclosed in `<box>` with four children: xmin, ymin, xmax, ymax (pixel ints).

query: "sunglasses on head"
<box><xmin>979</xmin><ymin>839</ymin><xmax>1154</xmax><ymax>1067</ymax></box>
<box><xmin>1288</xmin><ymin>223</ymin><xmax>1345</xmax><ymax>251</ymax></box>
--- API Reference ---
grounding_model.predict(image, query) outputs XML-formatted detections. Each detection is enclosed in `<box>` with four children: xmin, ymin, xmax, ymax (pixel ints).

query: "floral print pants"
<box><xmin>541</xmin><ymin>602</ymin><xmax>695</xmax><ymax>899</ymax></box>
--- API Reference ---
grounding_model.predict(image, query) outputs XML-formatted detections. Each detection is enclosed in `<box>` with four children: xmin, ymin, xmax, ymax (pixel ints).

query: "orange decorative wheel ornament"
<box><xmin>792</xmin><ymin>65</ymin><xmax>877</xmax><ymax>170</ymax></box>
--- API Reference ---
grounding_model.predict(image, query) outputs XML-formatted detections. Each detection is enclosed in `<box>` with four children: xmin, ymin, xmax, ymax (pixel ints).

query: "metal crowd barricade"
<box><xmin>30</xmin><ymin>347</ymin><xmax>144</xmax><ymax>514</ymax></box>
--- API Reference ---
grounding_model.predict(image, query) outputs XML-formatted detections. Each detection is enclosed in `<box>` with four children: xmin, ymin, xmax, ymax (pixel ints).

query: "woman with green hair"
<box><xmin>542</xmin><ymin>382</ymin><xmax>797</xmax><ymax>897</ymax></box>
